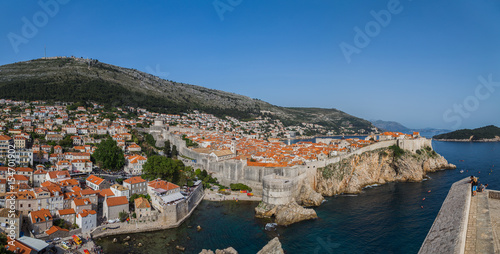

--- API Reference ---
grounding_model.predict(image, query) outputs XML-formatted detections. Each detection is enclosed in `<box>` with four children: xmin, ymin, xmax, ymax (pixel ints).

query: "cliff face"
<box><xmin>316</xmin><ymin>147</ymin><xmax>456</xmax><ymax>196</ymax></box>
<box><xmin>295</xmin><ymin>177</ymin><xmax>324</xmax><ymax>207</ymax></box>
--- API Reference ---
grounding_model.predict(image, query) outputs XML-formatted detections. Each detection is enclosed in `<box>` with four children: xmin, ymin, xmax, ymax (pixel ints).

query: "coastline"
<box><xmin>434</xmin><ymin>139</ymin><xmax>500</xmax><ymax>142</ymax></box>
<box><xmin>92</xmin><ymin>191</ymin><xmax>205</xmax><ymax>239</ymax></box>
<box><xmin>203</xmin><ymin>189</ymin><xmax>261</xmax><ymax>202</ymax></box>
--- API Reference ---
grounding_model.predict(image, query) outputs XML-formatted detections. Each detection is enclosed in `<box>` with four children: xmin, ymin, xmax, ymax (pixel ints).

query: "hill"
<box><xmin>370</xmin><ymin>120</ymin><xmax>411</xmax><ymax>133</ymax></box>
<box><xmin>433</xmin><ymin>125</ymin><xmax>500</xmax><ymax>141</ymax></box>
<box><xmin>0</xmin><ymin>57</ymin><xmax>375</xmax><ymax>134</ymax></box>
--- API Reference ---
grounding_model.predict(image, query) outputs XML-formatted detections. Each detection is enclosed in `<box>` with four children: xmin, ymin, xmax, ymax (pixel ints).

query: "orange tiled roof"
<box><xmin>46</xmin><ymin>225</ymin><xmax>69</xmax><ymax>235</ymax></box>
<box><xmin>86</xmin><ymin>175</ymin><xmax>105</xmax><ymax>185</ymax></box>
<box><xmin>148</xmin><ymin>179</ymin><xmax>179</xmax><ymax>191</ymax></box>
<box><xmin>105</xmin><ymin>196</ymin><xmax>128</xmax><ymax>207</ymax></box>
<box><xmin>77</xmin><ymin>209</ymin><xmax>96</xmax><ymax>218</ymax></box>
<box><xmin>58</xmin><ymin>208</ymin><xmax>76</xmax><ymax>216</ymax></box>
<box><xmin>123</xmin><ymin>176</ymin><xmax>146</xmax><ymax>185</ymax></box>
<box><xmin>30</xmin><ymin>209</ymin><xmax>52</xmax><ymax>223</ymax></box>
<box><xmin>134</xmin><ymin>197</ymin><xmax>151</xmax><ymax>209</ymax></box>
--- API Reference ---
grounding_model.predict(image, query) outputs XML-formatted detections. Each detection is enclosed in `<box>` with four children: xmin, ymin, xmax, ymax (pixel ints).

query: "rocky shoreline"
<box><xmin>315</xmin><ymin>147</ymin><xmax>456</xmax><ymax>196</ymax></box>
<box><xmin>200</xmin><ymin>237</ymin><xmax>284</xmax><ymax>254</ymax></box>
<box><xmin>253</xmin><ymin>145</ymin><xmax>456</xmax><ymax>226</ymax></box>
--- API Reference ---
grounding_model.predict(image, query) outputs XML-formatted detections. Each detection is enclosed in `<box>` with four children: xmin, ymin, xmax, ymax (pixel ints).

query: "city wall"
<box><xmin>418</xmin><ymin>178</ymin><xmax>471</xmax><ymax>254</ymax></box>
<box><xmin>154</xmin><ymin>128</ymin><xmax>432</xmax><ymax>196</ymax></box>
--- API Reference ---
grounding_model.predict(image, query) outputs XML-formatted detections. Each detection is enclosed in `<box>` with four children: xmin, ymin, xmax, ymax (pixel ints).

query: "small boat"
<box><xmin>460</xmin><ymin>170</ymin><xmax>464</xmax><ymax>174</ymax></box>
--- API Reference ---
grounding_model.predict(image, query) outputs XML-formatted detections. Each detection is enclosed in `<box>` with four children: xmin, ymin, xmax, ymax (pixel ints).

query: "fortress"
<box><xmin>149</xmin><ymin>124</ymin><xmax>433</xmax><ymax>205</ymax></box>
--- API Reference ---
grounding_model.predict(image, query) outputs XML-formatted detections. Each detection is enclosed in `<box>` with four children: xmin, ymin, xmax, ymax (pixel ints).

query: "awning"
<box><xmin>161</xmin><ymin>192</ymin><xmax>185</xmax><ymax>203</ymax></box>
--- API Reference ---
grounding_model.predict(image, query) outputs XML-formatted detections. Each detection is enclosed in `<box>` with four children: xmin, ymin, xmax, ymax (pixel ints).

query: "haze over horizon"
<box><xmin>1</xmin><ymin>0</ymin><xmax>499</xmax><ymax>130</ymax></box>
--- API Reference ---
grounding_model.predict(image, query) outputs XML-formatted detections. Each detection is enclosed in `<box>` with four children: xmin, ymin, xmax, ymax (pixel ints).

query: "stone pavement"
<box><xmin>465</xmin><ymin>191</ymin><xmax>496</xmax><ymax>254</ymax></box>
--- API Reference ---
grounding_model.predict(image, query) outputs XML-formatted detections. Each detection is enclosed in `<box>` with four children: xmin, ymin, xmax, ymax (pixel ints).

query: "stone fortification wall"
<box><xmin>154</xmin><ymin>128</ymin><xmax>432</xmax><ymax>196</ymax></box>
<box><xmin>157</xmin><ymin>184</ymin><xmax>204</xmax><ymax>224</ymax></box>
<box><xmin>262</xmin><ymin>174</ymin><xmax>294</xmax><ymax>205</ymax></box>
<box><xmin>418</xmin><ymin>178</ymin><xmax>471</xmax><ymax>254</ymax></box>
<box><xmin>398</xmin><ymin>138</ymin><xmax>432</xmax><ymax>153</ymax></box>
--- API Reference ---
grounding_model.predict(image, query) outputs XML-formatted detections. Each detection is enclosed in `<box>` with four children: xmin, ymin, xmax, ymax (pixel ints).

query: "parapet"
<box><xmin>418</xmin><ymin>178</ymin><xmax>471</xmax><ymax>254</ymax></box>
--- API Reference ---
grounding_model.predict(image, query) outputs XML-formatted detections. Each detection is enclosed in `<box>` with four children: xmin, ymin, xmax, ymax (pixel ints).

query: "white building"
<box><xmin>110</xmin><ymin>184</ymin><xmax>130</xmax><ymax>199</ymax></box>
<box><xmin>76</xmin><ymin>209</ymin><xmax>97</xmax><ymax>233</ymax></box>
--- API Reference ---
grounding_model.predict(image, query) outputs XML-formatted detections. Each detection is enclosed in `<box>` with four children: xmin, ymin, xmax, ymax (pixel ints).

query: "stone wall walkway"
<box><xmin>465</xmin><ymin>191</ymin><xmax>495</xmax><ymax>254</ymax></box>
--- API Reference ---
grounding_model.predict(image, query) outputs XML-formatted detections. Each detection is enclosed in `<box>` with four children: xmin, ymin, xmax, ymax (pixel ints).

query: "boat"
<box><xmin>460</xmin><ymin>170</ymin><xmax>464</xmax><ymax>174</ymax></box>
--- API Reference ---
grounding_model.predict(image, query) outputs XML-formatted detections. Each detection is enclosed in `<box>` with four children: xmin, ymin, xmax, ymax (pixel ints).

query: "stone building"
<box><xmin>103</xmin><ymin>196</ymin><xmax>129</xmax><ymax>220</ymax></box>
<box><xmin>28</xmin><ymin>209</ymin><xmax>53</xmax><ymax>234</ymax></box>
<box><xmin>0</xmin><ymin>208</ymin><xmax>22</xmax><ymax>239</ymax></box>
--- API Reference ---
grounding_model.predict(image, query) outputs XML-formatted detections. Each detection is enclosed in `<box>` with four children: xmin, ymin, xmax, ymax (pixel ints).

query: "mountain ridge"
<box><xmin>0</xmin><ymin>57</ymin><xmax>375</xmax><ymax>134</ymax></box>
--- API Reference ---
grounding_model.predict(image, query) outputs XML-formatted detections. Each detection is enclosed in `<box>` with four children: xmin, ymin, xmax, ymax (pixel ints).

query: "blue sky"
<box><xmin>1</xmin><ymin>0</ymin><xmax>499</xmax><ymax>130</ymax></box>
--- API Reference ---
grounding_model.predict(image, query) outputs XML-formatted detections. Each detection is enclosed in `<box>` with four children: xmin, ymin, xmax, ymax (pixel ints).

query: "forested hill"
<box><xmin>433</xmin><ymin>125</ymin><xmax>500</xmax><ymax>141</ymax></box>
<box><xmin>0</xmin><ymin>57</ymin><xmax>375</xmax><ymax>134</ymax></box>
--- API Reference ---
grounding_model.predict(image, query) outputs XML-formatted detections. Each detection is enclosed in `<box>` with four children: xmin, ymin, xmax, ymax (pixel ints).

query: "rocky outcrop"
<box><xmin>255</xmin><ymin>201</ymin><xmax>318</xmax><ymax>226</ymax></box>
<box><xmin>199</xmin><ymin>247</ymin><xmax>238</xmax><ymax>254</ymax></box>
<box><xmin>316</xmin><ymin>147</ymin><xmax>456</xmax><ymax>196</ymax></box>
<box><xmin>257</xmin><ymin>237</ymin><xmax>284</xmax><ymax>254</ymax></box>
<box><xmin>200</xmin><ymin>238</ymin><xmax>284</xmax><ymax>254</ymax></box>
<box><xmin>295</xmin><ymin>180</ymin><xmax>324</xmax><ymax>206</ymax></box>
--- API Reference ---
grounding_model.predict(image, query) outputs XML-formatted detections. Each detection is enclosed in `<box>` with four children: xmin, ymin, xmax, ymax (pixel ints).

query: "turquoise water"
<box><xmin>96</xmin><ymin>141</ymin><xmax>500</xmax><ymax>253</ymax></box>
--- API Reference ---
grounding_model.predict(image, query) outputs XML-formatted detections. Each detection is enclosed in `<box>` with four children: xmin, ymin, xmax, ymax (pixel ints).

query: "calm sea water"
<box><xmin>96</xmin><ymin>141</ymin><xmax>500</xmax><ymax>254</ymax></box>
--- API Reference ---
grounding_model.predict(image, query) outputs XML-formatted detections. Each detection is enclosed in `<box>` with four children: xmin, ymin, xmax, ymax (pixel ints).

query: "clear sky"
<box><xmin>1</xmin><ymin>0</ymin><xmax>499</xmax><ymax>130</ymax></box>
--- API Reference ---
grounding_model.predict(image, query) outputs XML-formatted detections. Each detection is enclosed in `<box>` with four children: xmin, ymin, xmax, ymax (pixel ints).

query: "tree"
<box><xmin>171</xmin><ymin>145</ymin><xmax>178</xmax><ymax>158</ymax></box>
<box><xmin>141</xmin><ymin>155</ymin><xmax>184</xmax><ymax>183</ymax></box>
<box><xmin>92</xmin><ymin>137</ymin><xmax>125</xmax><ymax>171</ymax></box>
<box><xmin>119</xmin><ymin>211</ymin><xmax>128</xmax><ymax>222</ymax></box>
<box><xmin>164</xmin><ymin>140</ymin><xmax>171</xmax><ymax>158</ymax></box>
<box><xmin>58</xmin><ymin>135</ymin><xmax>72</xmax><ymax>147</ymax></box>
<box><xmin>0</xmin><ymin>233</ymin><xmax>15</xmax><ymax>254</ymax></box>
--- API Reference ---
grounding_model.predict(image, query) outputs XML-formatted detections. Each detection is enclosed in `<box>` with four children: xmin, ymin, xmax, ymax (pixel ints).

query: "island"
<box><xmin>433</xmin><ymin>125</ymin><xmax>500</xmax><ymax>142</ymax></box>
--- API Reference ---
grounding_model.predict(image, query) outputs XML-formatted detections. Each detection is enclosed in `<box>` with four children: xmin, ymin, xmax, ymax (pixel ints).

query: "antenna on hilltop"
<box><xmin>44</xmin><ymin>45</ymin><xmax>46</xmax><ymax>59</ymax></box>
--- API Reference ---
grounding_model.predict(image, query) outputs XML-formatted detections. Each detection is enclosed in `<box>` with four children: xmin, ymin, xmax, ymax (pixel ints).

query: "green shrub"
<box><xmin>230</xmin><ymin>183</ymin><xmax>252</xmax><ymax>192</ymax></box>
<box><xmin>388</xmin><ymin>145</ymin><xmax>405</xmax><ymax>159</ymax></box>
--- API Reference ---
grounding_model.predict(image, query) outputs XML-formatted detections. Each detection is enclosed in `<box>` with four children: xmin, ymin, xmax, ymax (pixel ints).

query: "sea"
<box><xmin>96</xmin><ymin>137</ymin><xmax>500</xmax><ymax>254</ymax></box>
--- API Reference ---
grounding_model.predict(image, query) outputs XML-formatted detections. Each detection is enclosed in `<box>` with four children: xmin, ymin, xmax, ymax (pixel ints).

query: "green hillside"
<box><xmin>0</xmin><ymin>57</ymin><xmax>375</xmax><ymax>134</ymax></box>
<box><xmin>433</xmin><ymin>125</ymin><xmax>500</xmax><ymax>140</ymax></box>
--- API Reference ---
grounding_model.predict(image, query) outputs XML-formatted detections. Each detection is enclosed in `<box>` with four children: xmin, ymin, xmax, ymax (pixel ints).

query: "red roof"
<box><xmin>105</xmin><ymin>196</ymin><xmax>128</xmax><ymax>207</ymax></box>
<box><xmin>30</xmin><ymin>209</ymin><xmax>52</xmax><ymax>223</ymax></box>
<box><xmin>73</xmin><ymin>198</ymin><xmax>91</xmax><ymax>207</ymax></box>
<box><xmin>77</xmin><ymin>209</ymin><xmax>97</xmax><ymax>218</ymax></box>
<box><xmin>58</xmin><ymin>208</ymin><xmax>76</xmax><ymax>216</ymax></box>
<box><xmin>86</xmin><ymin>175</ymin><xmax>105</xmax><ymax>185</ymax></box>
<box><xmin>47</xmin><ymin>170</ymin><xmax>70</xmax><ymax>179</ymax></box>
<box><xmin>5</xmin><ymin>237</ymin><xmax>32</xmax><ymax>254</ymax></box>
<box><xmin>46</xmin><ymin>225</ymin><xmax>69</xmax><ymax>235</ymax></box>
<box><xmin>148</xmin><ymin>179</ymin><xmax>179</xmax><ymax>191</ymax></box>
<box><xmin>124</xmin><ymin>176</ymin><xmax>146</xmax><ymax>185</ymax></box>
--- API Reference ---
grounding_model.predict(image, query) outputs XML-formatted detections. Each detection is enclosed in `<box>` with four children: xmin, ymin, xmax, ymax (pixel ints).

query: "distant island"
<box><xmin>371</xmin><ymin>120</ymin><xmax>450</xmax><ymax>135</ymax></box>
<box><xmin>433</xmin><ymin>125</ymin><xmax>500</xmax><ymax>142</ymax></box>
